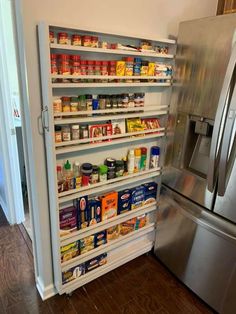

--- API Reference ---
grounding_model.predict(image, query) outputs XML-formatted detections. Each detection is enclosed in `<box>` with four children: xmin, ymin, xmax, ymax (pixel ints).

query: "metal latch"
<box><xmin>41</xmin><ymin>106</ymin><xmax>49</xmax><ymax>132</ymax></box>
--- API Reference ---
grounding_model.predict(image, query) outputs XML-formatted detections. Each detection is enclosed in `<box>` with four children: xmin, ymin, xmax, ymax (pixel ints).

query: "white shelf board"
<box><xmin>52</xmin><ymin>82</ymin><xmax>171</xmax><ymax>88</ymax></box>
<box><xmin>50</xmin><ymin>43</ymin><xmax>174</xmax><ymax>59</ymax></box>
<box><xmin>54</xmin><ymin>110</ymin><xmax>168</xmax><ymax>125</ymax></box>
<box><xmin>60</xmin><ymin>202</ymin><xmax>157</xmax><ymax>244</ymax></box>
<box><xmin>52</xmin><ymin>74</ymin><xmax>172</xmax><ymax>80</ymax></box>
<box><xmin>61</xmin><ymin>223</ymin><xmax>155</xmax><ymax>271</ymax></box>
<box><xmin>55</xmin><ymin>127</ymin><xmax>165</xmax><ymax>147</ymax></box>
<box><xmin>60</xmin><ymin>238</ymin><xmax>153</xmax><ymax>294</ymax></box>
<box><xmin>56</xmin><ymin>132</ymin><xmax>165</xmax><ymax>154</ymax></box>
<box><xmin>53</xmin><ymin>105</ymin><xmax>169</xmax><ymax>117</ymax></box>
<box><xmin>58</xmin><ymin>168</ymin><xmax>161</xmax><ymax>204</ymax></box>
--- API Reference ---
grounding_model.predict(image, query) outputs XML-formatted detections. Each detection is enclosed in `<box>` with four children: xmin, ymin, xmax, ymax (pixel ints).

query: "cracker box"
<box><xmin>107</xmin><ymin>225</ymin><xmax>120</xmax><ymax>241</ymax></box>
<box><xmin>77</xmin><ymin>196</ymin><xmax>89</xmax><ymax>229</ymax></box>
<box><xmin>60</xmin><ymin>241</ymin><xmax>79</xmax><ymax>263</ymax></box>
<box><xmin>111</xmin><ymin>118</ymin><xmax>126</xmax><ymax>135</ymax></box>
<box><xmin>80</xmin><ymin>235</ymin><xmax>95</xmax><ymax>255</ymax></box>
<box><xmin>118</xmin><ymin>189</ymin><xmax>131</xmax><ymax>215</ymax></box>
<box><xmin>131</xmin><ymin>186</ymin><xmax>145</xmax><ymax>210</ymax></box>
<box><xmin>85</xmin><ymin>253</ymin><xmax>107</xmax><ymax>273</ymax></box>
<box><xmin>88</xmin><ymin>198</ymin><xmax>102</xmax><ymax>226</ymax></box>
<box><xmin>59</xmin><ymin>206</ymin><xmax>77</xmax><ymax>236</ymax></box>
<box><xmin>120</xmin><ymin>218</ymin><xmax>136</xmax><ymax>236</ymax></box>
<box><xmin>143</xmin><ymin>182</ymin><xmax>157</xmax><ymax>205</ymax></box>
<box><xmin>62</xmin><ymin>263</ymin><xmax>85</xmax><ymax>285</ymax></box>
<box><xmin>94</xmin><ymin>230</ymin><xmax>107</xmax><ymax>247</ymax></box>
<box><xmin>100</xmin><ymin>191</ymin><xmax>118</xmax><ymax>221</ymax></box>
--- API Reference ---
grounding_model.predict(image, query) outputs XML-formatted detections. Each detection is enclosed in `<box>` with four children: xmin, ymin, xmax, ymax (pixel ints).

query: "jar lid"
<box><xmin>95</xmin><ymin>60</ymin><xmax>101</xmax><ymax>65</ymax></box>
<box><xmin>70</xmin><ymin>97</ymin><xmax>78</xmax><ymax>102</ymax></box>
<box><xmin>81</xmin><ymin>163</ymin><xmax>93</xmax><ymax>171</ymax></box>
<box><xmin>141</xmin><ymin>61</ymin><xmax>149</xmax><ymax>66</ymax></box>
<box><xmin>99</xmin><ymin>165</ymin><xmax>108</xmax><ymax>173</ymax></box>
<box><xmin>50</xmin><ymin>31</ymin><xmax>54</xmax><ymax>34</ymax></box>
<box><xmin>151</xmin><ymin>146</ymin><xmax>160</xmax><ymax>155</ymax></box>
<box><xmin>83</xmin><ymin>35</ymin><xmax>91</xmax><ymax>39</ymax></box>
<box><xmin>87</xmin><ymin>60</ymin><xmax>94</xmax><ymax>65</ymax></box>
<box><xmin>128</xmin><ymin>149</ymin><xmax>134</xmax><ymax>156</ymax></box>
<box><xmin>58</xmin><ymin>54</ymin><xmax>69</xmax><ymax>59</ymax></box>
<box><xmin>92</xmin><ymin>165</ymin><xmax>99</xmax><ymax>172</ymax></box>
<box><xmin>134</xmin><ymin>57</ymin><xmax>142</xmax><ymax>62</ymax></box>
<box><xmin>72</xmin><ymin>125</ymin><xmax>79</xmax><ymax>129</ymax></box>
<box><xmin>124</xmin><ymin>57</ymin><xmax>134</xmax><ymax>62</ymax></box>
<box><xmin>55</xmin><ymin>126</ymin><xmax>61</xmax><ymax>131</ymax></box>
<box><xmin>50</xmin><ymin>54</ymin><xmax>57</xmax><ymax>59</ymax></box>
<box><xmin>91</xmin><ymin>36</ymin><xmax>98</xmax><ymax>40</ymax></box>
<box><xmin>85</xmin><ymin>94</ymin><xmax>93</xmax><ymax>99</ymax></box>
<box><xmin>109</xmin><ymin>61</ymin><xmax>116</xmax><ymax>65</ymax></box>
<box><xmin>134</xmin><ymin>148</ymin><xmax>141</xmax><ymax>156</ymax></box>
<box><xmin>61</xmin><ymin>96</ymin><xmax>70</xmax><ymax>101</ymax></box>
<box><xmin>116</xmin><ymin>160</ymin><xmax>124</xmax><ymax>166</ymax></box>
<box><xmin>74</xmin><ymin>161</ymin><xmax>80</xmax><ymax>166</ymax></box>
<box><xmin>70</xmin><ymin>55</ymin><xmax>80</xmax><ymax>61</ymax></box>
<box><xmin>58</xmin><ymin>32</ymin><xmax>68</xmax><ymax>36</ymax></box>
<box><xmin>141</xmin><ymin>147</ymin><xmax>147</xmax><ymax>154</ymax></box>
<box><xmin>72</xmin><ymin>34</ymin><xmax>81</xmax><ymax>38</ymax></box>
<box><xmin>106</xmin><ymin>158</ymin><xmax>116</xmax><ymax>167</ymax></box>
<box><xmin>57</xmin><ymin>165</ymin><xmax>62</xmax><ymax>171</ymax></box>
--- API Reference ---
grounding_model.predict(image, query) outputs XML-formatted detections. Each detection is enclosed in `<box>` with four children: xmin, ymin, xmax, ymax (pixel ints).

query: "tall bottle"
<box><xmin>73</xmin><ymin>161</ymin><xmax>81</xmax><ymax>189</ymax></box>
<box><xmin>150</xmin><ymin>146</ymin><xmax>160</xmax><ymax>169</ymax></box>
<box><xmin>57</xmin><ymin>165</ymin><xmax>64</xmax><ymax>193</ymax></box>
<box><xmin>128</xmin><ymin>149</ymin><xmax>135</xmax><ymax>174</ymax></box>
<box><xmin>64</xmin><ymin>160</ymin><xmax>74</xmax><ymax>190</ymax></box>
<box><xmin>134</xmin><ymin>148</ymin><xmax>141</xmax><ymax>173</ymax></box>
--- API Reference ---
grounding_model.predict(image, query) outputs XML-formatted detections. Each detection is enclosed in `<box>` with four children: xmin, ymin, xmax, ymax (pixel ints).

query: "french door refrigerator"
<box><xmin>154</xmin><ymin>14</ymin><xmax>236</xmax><ymax>314</ymax></box>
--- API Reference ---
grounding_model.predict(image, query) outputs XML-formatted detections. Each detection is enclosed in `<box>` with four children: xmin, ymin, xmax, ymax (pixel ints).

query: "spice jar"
<box><xmin>82</xmin><ymin>35</ymin><xmax>92</xmax><ymax>47</ymax></box>
<box><xmin>80</xmin><ymin>125</ymin><xmax>89</xmax><ymax>139</ymax></box>
<box><xmin>98</xmin><ymin>95</ymin><xmax>106</xmax><ymax>110</ymax></box>
<box><xmin>80</xmin><ymin>60</ymin><xmax>87</xmax><ymax>76</ymax></box>
<box><xmin>108</xmin><ymin>61</ymin><xmax>116</xmax><ymax>76</ymax></box>
<box><xmin>81</xmin><ymin>163</ymin><xmax>93</xmax><ymax>186</ymax></box>
<box><xmin>91</xmin><ymin>165</ymin><xmax>99</xmax><ymax>184</ymax></box>
<box><xmin>72</xmin><ymin>34</ymin><xmax>81</xmax><ymax>46</ymax></box>
<box><xmin>53</xmin><ymin>98</ymin><xmax>62</xmax><ymax>113</ymax></box>
<box><xmin>105</xmin><ymin>96</ymin><xmax>112</xmax><ymax>109</ymax></box>
<box><xmin>111</xmin><ymin>95</ymin><xmax>118</xmax><ymax>109</ymax></box>
<box><xmin>58</xmin><ymin>32</ymin><xmax>69</xmax><ymax>45</ymax></box>
<box><xmin>61</xmin><ymin>97</ymin><xmax>71</xmax><ymax>112</ymax></box>
<box><xmin>94</xmin><ymin>61</ymin><xmax>101</xmax><ymax>75</ymax></box>
<box><xmin>78</xmin><ymin>95</ymin><xmax>87</xmax><ymax>111</ymax></box>
<box><xmin>128</xmin><ymin>94</ymin><xmax>135</xmax><ymax>107</ymax></box>
<box><xmin>106</xmin><ymin>158</ymin><xmax>116</xmax><ymax>180</ymax></box>
<box><xmin>99</xmin><ymin>165</ymin><xmax>108</xmax><ymax>182</ymax></box>
<box><xmin>71</xmin><ymin>125</ymin><xmax>80</xmax><ymax>140</ymax></box>
<box><xmin>124</xmin><ymin>57</ymin><xmax>134</xmax><ymax>76</ymax></box>
<box><xmin>55</xmin><ymin>126</ymin><xmax>62</xmax><ymax>143</ymax></box>
<box><xmin>133</xmin><ymin>58</ymin><xmax>141</xmax><ymax>76</ymax></box>
<box><xmin>121</xmin><ymin>94</ymin><xmax>129</xmax><ymax>108</ymax></box>
<box><xmin>101</xmin><ymin>61</ymin><xmax>108</xmax><ymax>76</ymax></box>
<box><xmin>141</xmin><ymin>61</ymin><xmax>149</xmax><ymax>76</ymax></box>
<box><xmin>49</xmin><ymin>31</ymin><xmax>54</xmax><ymax>43</ymax></box>
<box><xmin>62</xmin><ymin>125</ymin><xmax>71</xmax><ymax>141</ymax></box>
<box><xmin>51</xmin><ymin>54</ymin><xmax>58</xmax><ymax>76</ymax></box>
<box><xmin>86</xmin><ymin>60</ymin><xmax>94</xmax><ymax>75</ymax></box>
<box><xmin>117</xmin><ymin>95</ymin><xmax>123</xmax><ymax>108</ymax></box>
<box><xmin>91</xmin><ymin>36</ymin><xmax>98</xmax><ymax>48</ymax></box>
<box><xmin>58</xmin><ymin>54</ymin><xmax>70</xmax><ymax>76</ymax></box>
<box><xmin>115</xmin><ymin>160</ymin><xmax>124</xmax><ymax>177</ymax></box>
<box><xmin>70</xmin><ymin>97</ymin><xmax>78</xmax><ymax>112</ymax></box>
<box><xmin>70</xmin><ymin>55</ymin><xmax>81</xmax><ymax>80</ymax></box>
<box><xmin>85</xmin><ymin>94</ymin><xmax>93</xmax><ymax>111</ymax></box>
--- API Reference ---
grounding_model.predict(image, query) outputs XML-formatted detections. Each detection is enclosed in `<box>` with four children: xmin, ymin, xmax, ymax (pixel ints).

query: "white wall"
<box><xmin>18</xmin><ymin>0</ymin><xmax>217</xmax><ymax>298</ymax></box>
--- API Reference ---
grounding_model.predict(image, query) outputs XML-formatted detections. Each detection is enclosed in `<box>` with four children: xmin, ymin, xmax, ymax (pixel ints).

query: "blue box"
<box><xmin>118</xmin><ymin>189</ymin><xmax>131</xmax><ymax>215</ymax></box>
<box><xmin>88</xmin><ymin>198</ymin><xmax>101</xmax><ymax>226</ymax></box>
<box><xmin>85</xmin><ymin>253</ymin><xmax>107</xmax><ymax>273</ymax></box>
<box><xmin>62</xmin><ymin>263</ymin><xmax>85</xmax><ymax>285</ymax></box>
<box><xmin>94</xmin><ymin>230</ymin><xmax>107</xmax><ymax>247</ymax></box>
<box><xmin>77</xmin><ymin>196</ymin><xmax>89</xmax><ymax>229</ymax></box>
<box><xmin>143</xmin><ymin>182</ymin><xmax>157</xmax><ymax>205</ymax></box>
<box><xmin>131</xmin><ymin>186</ymin><xmax>145</xmax><ymax>210</ymax></box>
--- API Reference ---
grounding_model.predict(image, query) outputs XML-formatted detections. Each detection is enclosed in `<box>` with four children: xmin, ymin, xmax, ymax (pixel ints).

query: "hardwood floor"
<box><xmin>0</xmin><ymin>207</ymin><xmax>215</xmax><ymax>314</ymax></box>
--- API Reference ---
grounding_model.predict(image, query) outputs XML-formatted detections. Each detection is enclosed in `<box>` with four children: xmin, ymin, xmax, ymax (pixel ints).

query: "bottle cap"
<box><xmin>70</xmin><ymin>97</ymin><xmax>78</xmax><ymax>102</ymax></box>
<box><xmin>74</xmin><ymin>161</ymin><xmax>80</xmax><ymax>167</ymax></box>
<box><xmin>92</xmin><ymin>165</ymin><xmax>99</xmax><ymax>172</ymax></box>
<box><xmin>81</xmin><ymin>163</ymin><xmax>93</xmax><ymax>171</ymax></box>
<box><xmin>141</xmin><ymin>147</ymin><xmax>147</xmax><ymax>154</ymax></box>
<box><xmin>64</xmin><ymin>160</ymin><xmax>71</xmax><ymax>170</ymax></box>
<box><xmin>151</xmin><ymin>146</ymin><xmax>160</xmax><ymax>156</ymax></box>
<box><xmin>134</xmin><ymin>148</ymin><xmax>141</xmax><ymax>156</ymax></box>
<box><xmin>72</xmin><ymin>125</ymin><xmax>79</xmax><ymax>129</ymax></box>
<box><xmin>57</xmin><ymin>165</ymin><xmax>62</xmax><ymax>171</ymax></box>
<box><xmin>129</xmin><ymin>149</ymin><xmax>134</xmax><ymax>156</ymax></box>
<box><xmin>79</xmin><ymin>95</ymin><xmax>86</xmax><ymax>100</ymax></box>
<box><xmin>99</xmin><ymin>165</ymin><xmax>108</xmax><ymax>174</ymax></box>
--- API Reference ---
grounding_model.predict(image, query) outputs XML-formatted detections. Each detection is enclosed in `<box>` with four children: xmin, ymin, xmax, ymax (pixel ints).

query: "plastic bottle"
<box><xmin>150</xmin><ymin>146</ymin><xmax>160</xmax><ymax>169</ymax></box>
<box><xmin>57</xmin><ymin>165</ymin><xmax>64</xmax><ymax>193</ymax></box>
<box><xmin>128</xmin><ymin>149</ymin><xmax>135</xmax><ymax>174</ymax></box>
<box><xmin>73</xmin><ymin>161</ymin><xmax>81</xmax><ymax>189</ymax></box>
<box><xmin>134</xmin><ymin>148</ymin><xmax>141</xmax><ymax>173</ymax></box>
<box><xmin>64</xmin><ymin>160</ymin><xmax>74</xmax><ymax>190</ymax></box>
<box><xmin>140</xmin><ymin>147</ymin><xmax>147</xmax><ymax>171</ymax></box>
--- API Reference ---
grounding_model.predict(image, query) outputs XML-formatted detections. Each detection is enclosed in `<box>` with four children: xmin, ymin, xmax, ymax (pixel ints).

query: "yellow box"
<box><xmin>116</xmin><ymin>61</ymin><xmax>126</xmax><ymax>76</ymax></box>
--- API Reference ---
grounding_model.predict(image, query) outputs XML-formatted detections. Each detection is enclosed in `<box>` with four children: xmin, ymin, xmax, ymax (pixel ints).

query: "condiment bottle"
<box><xmin>81</xmin><ymin>163</ymin><xmax>93</xmax><ymax>186</ymax></box>
<box><xmin>99</xmin><ymin>165</ymin><xmax>108</xmax><ymax>182</ymax></box>
<box><xmin>91</xmin><ymin>165</ymin><xmax>99</xmax><ymax>184</ymax></box>
<box><xmin>115</xmin><ymin>160</ymin><xmax>124</xmax><ymax>177</ymax></box>
<box><xmin>64</xmin><ymin>160</ymin><xmax>74</xmax><ymax>190</ymax></box>
<box><xmin>78</xmin><ymin>95</ymin><xmax>87</xmax><ymax>111</ymax></box>
<box><xmin>57</xmin><ymin>165</ymin><xmax>64</xmax><ymax>193</ymax></box>
<box><xmin>128</xmin><ymin>149</ymin><xmax>135</xmax><ymax>174</ymax></box>
<box><xmin>73</xmin><ymin>161</ymin><xmax>82</xmax><ymax>189</ymax></box>
<box><xmin>134</xmin><ymin>148</ymin><xmax>141</xmax><ymax>172</ymax></box>
<box><xmin>62</xmin><ymin>125</ymin><xmax>71</xmax><ymax>141</ymax></box>
<box><xmin>150</xmin><ymin>146</ymin><xmax>160</xmax><ymax>169</ymax></box>
<box><xmin>140</xmin><ymin>147</ymin><xmax>147</xmax><ymax>171</ymax></box>
<box><xmin>70</xmin><ymin>97</ymin><xmax>78</xmax><ymax>112</ymax></box>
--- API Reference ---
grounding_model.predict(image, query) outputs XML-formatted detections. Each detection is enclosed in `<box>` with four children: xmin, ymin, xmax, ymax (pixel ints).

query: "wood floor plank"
<box><xmin>47</xmin><ymin>294</ymin><xmax>76</xmax><ymax>314</ymax></box>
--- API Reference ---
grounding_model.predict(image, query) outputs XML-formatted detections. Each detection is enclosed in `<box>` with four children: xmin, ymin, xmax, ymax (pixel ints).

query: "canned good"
<box><xmin>72</xmin><ymin>34</ymin><xmax>81</xmax><ymax>46</ymax></box>
<box><xmin>49</xmin><ymin>31</ymin><xmax>55</xmax><ymax>43</ymax></box>
<box><xmin>58</xmin><ymin>32</ymin><xmax>69</xmax><ymax>45</ymax></box>
<box><xmin>82</xmin><ymin>35</ymin><xmax>92</xmax><ymax>47</ymax></box>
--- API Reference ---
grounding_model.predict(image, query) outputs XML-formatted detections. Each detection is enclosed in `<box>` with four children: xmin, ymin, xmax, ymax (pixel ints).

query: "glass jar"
<box><xmin>91</xmin><ymin>36</ymin><xmax>98</xmax><ymax>48</ymax></box>
<box><xmin>70</xmin><ymin>55</ymin><xmax>81</xmax><ymax>81</ymax></box>
<box><xmin>87</xmin><ymin>60</ymin><xmax>94</xmax><ymax>75</ymax></box>
<box><xmin>51</xmin><ymin>54</ymin><xmax>57</xmax><ymax>76</ymax></box>
<box><xmin>70</xmin><ymin>97</ymin><xmax>78</xmax><ymax>112</ymax></box>
<box><xmin>53</xmin><ymin>98</ymin><xmax>62</xmax><ymax>113</ymax></box>
<box><xmin>61</xmin><ymin>97</ymin><xmax>71</xmax><ymax>112</ymax></box>
<box><xmin>128</xmin><ymin>94</ymin><xmax>135</xmax><ymax>107</ymax></box>
<box><xmin>115</xmin><ymin>160</ymin><xmax>124</xmax><ymax>177</ymax></box>
<box><xmin>141</xmin><ymin>61</ymin><xmax>149</xmax><ymax>76</ymax></box>
<box><xmin>99</xmin><ymin>165</ymin><xmax>108</xmax><ymax>182</ymax></box>
<box><xmin>117</xmin><ymin>95</ymin><xmax>123</xmax><ymax>108</ymax></box>
<box><xmin>108</xmin><ymin>61</ymin><xmax>116</xmax><ymax>76</ymax></box>
<box><xmin>85</xmin><ymin>95</ymin><xmax>93</xmax><ymax>111</ymax></box>
<box><xmin>124</xmin><ymin>57</ymin><xmax>134</xmax><ymax>76</ymax></box>
<box><xmin>121</xmin><ymin>94</ymin><xmax>129</xmax><ymax>108</ymax></box>
<box><xmin>105</xmin><ymin>96</ymin><xmax>112</xmax><ymax>109</ymax></box>
<box><xmin>94</xmin><ymin>61</ymin><xmax>101</xmax><ymax>75</ymax></box>
<box><xmin>101</xmin><ymin>61</ymin><xmax>108</xmax><ymax>76</ymax></box>
<box><xmin>80</xmin><ymin>60</ymin><xmax>87</xmax><ymax>76</ymax></box>
<box><xmin>49</xmin><ymin>31</ymin><xmax>54</xmax><ymax>43</ymax></box>
<box><xmin>98</xmin><ymin>95</ymin><xmax>106</xmax><ymax>110</ymax></box>
<box><xmin>92</xmin><ymin>99</ymin><xmax>99</xmax><ymax>110</ymax></box>
<box><xmin>111</xmin><ymin>95</ymin><xmax>118</xmax><ymax>109</ymax></box>
<box><xmin>62</xmin><ymin>125</ymin><xmax>71</xmax><ymax>141</ymax></box>
<box><xmin>91</xmin><ymin>165</ymin><xmax>99</xmax><ymax>184</ymax></box>
<box><xmin>106</xmin><ymin>158</ymin><xmax>116</xmax><ymax>180</ymax></box>
<box><xmin>71</xmin><ymin>125</ymin><xmax>80</xmax><ymax>140</ymax></box>
<box><xmin>58</xmin><ymin>32</ymin><xmax>69</xmax><ymax>44</ymax></box>
<box><xmin>58</xmin><ymin>54</ymin><xmax>70</xmax><ymax>77</ymax></box>
<box><xmin>80</xmin><ymin>125</ymin><xmax>89</xmax><ymax>139</ymax></box>
<box><xmin>78</xmin><ymin>95</ymin><xmax>87</xmax><ymax>111</ymax></box>
<box><xmin>55</xmin><ymin>126</ymin><xmax>62</xmax><ymax>143</ymax></box>
<box><xmin>82</xmin><ymin>35</ymin><xmax>92</xmax><ymax>47</ymax></box>
<box><xmin>81</xmin><ymin>163</ymin><xmax>93</xmax><ymax>186</ymax></box>
<box><xmin>72</xmin><ymin>34</ymin><xmax>81</xmax><ymax>46</ymax></box>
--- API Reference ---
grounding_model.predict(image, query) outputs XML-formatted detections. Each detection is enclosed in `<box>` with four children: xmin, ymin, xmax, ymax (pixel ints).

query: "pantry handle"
<box><xmin>41</xmin><ymin>106</ymin><xmax>49</xmax><ymax>132</ymax></box>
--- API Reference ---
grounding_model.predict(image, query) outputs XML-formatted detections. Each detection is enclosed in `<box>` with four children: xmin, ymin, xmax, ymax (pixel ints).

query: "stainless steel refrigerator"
<box><xmin>154</xmin><ymin>14</ymin><xmax>236</xmax><ymax>314</ymax></box>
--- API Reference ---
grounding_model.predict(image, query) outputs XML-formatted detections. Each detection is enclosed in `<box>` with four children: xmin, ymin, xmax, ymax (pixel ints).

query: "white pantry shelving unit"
<box><xmin>38</xmin><ymin>21</ymin><xmax>175</xmax><ymax>295</ymax></box>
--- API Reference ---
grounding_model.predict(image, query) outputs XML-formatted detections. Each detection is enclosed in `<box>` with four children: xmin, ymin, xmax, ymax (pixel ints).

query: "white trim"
<box><xmin>36</xmin><ymin>277</ymin><xmax>57</xmax><ymax>300</ymax></box>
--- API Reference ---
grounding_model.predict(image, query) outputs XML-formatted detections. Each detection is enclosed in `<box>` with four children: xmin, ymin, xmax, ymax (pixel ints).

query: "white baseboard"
<box><xmin>0</xmin><ymin>195</ymin><xmax>9</xmax><ymax>222</ymax></box>
<box><xmin>36</xmin><ymin>276</ymin><xmax>57</xmax><ymax>300</ymax></box>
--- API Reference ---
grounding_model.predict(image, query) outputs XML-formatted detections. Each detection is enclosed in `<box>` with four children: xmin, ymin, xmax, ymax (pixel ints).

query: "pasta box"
<box><xmin>88</xmin><ymin>198</ymin><xmax>101</xmax><ymax>226</ymax></box>
<box><xmin>143</xmin><ymin>182</ymin><xmax>157</xmax><ymax>205</ymax></box>
<box><xmin>130</xmin><ymin>186</ymin><xmax>145</xmax><ymax>210</ymax></box>
<box><xmin>76</xmin><ymin>195</ymin><xmax>89</xmax><ymax>229</ymax></box>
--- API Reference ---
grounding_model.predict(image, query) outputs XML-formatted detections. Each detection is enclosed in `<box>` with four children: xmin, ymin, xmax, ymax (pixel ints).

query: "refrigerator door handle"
<box><xmin>207</xmin><ymin>43</ymin><xmax>236</xmax><ymax>192</ymax></box>
<box><xmin>218</xmin><ymin>99</ymin><xmax>236</xmax><ymax>196</ymax></box>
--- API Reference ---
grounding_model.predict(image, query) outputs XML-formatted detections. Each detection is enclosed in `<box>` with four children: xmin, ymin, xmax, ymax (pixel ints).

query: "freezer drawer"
<box><xmin>154</xmin><ymin>186</ymin><xmax>236</xmax><ymax>313</ymax></box>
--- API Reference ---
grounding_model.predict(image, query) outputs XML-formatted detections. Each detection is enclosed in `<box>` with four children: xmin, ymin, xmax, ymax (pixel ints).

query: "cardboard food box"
<box><xmin>100</xmin><ymin>191</ymin><xmax>118</xmax><ymax>221</ymax></box>
<box><xmin>131</xmin><ymin>186</ymin><xmax>145</xmax><ymax>210</ymax></box>
<box><xmin>117</xmin><ymin>189</ymin><xmax>131</xmax><ymax>215</ymax></box>
<box><xmin>62</xmin><ymin>263</ymin><xmax>85</xmax><ymax>285</ymax></box>
<box><xmin>59</xmin><ymin>206</ymin><xmax>77</xmax><ymax>236</ymax></box>
<box><xmin>60</xmin><ymin>241</ymin><xmax>80</xmax><ymax>263</ymax></box>
<box><xmin>143</xmin><ymin>182</ymin><xmax>157</xmax><ymax>205</ymax></box>
<box><xmin>76</xmin><ymin>196</ymin><xmax>89</xmax><ymax>229</ymax></box>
